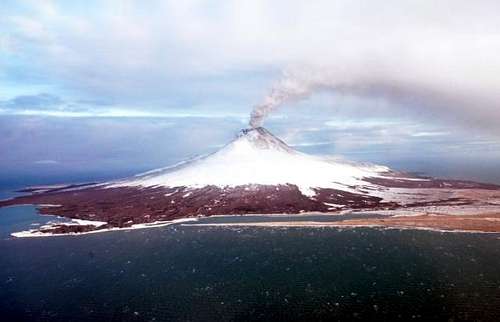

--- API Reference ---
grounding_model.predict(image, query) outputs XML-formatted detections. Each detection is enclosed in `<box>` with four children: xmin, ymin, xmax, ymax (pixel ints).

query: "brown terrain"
<box><xmin>1</xmin><ymin>175</ymin><xmax>500</xmax><ymax>236</ymax></box>
<box><xmin>330</xmin><ymin>213</ymin><xmax>500</xmax><ymax>232</ymax></box>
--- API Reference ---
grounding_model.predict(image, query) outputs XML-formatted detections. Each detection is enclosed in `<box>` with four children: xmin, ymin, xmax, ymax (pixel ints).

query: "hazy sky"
<box><xmin>1</xmin><ymin>1</ymin><xmax>500</xmax><ymax>185</ymax></box>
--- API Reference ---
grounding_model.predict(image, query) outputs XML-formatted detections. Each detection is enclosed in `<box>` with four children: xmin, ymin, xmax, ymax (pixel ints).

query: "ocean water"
<box><xmin>2</xmin><ymin>206</ymin><xmax>500</xmax><ymax>321</ymax></box>
<box><xmin>0</xmin><ymin>190</ymin><xmax>71</xmax><ymax>240</ymax></box>
<box><xmin>2</xmin><ymin>165</ymin><xmax>500</xmax><ymax>322</ymax></box>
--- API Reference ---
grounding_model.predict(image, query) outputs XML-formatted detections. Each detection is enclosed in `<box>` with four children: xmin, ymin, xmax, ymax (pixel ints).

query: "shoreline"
<box><xmin>10</xmin><ymin>217</ymin><xmax>198</xmax><ymax>238</ymax></box>
<box><xmin>9</xmin><ymin>209</ymin><xmax>500</xmax><ymax>237</ymax></box>
<box><xmin>2</xmin><ymin>177</ymin><xmax>500</xmax><ymax>238</ymax></box>
<box><xmin>181</xmin><ymin>221</ymin><xmax>500</xmax><ymax>234</ymax></box>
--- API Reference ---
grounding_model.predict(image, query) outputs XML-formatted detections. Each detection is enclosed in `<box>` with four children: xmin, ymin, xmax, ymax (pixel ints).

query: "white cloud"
<box><xmin>411</xmin><ymin>132</ymin><xmax>450</xmax><ymax>138</ymax></box>
<box><xmin>3</xmin><ymin>0</ymin><xmax>500</xmax><ymax>133</ymax></box>
<box><xmin>34</xmin><ymin>159</ymin><xmax>59</xmax><ymax>165</ymax></box>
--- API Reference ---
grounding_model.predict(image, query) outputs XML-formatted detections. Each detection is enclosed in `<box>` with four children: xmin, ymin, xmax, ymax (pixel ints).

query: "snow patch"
<box><xmin>11</xmin><ymin>218</ymin><xmax>198</xmax><ymax>238</ymax></box>
<box><xmin>324</xmin><ymin>202</ymin><xmax>346</xmax><ymax>209</ymax></box>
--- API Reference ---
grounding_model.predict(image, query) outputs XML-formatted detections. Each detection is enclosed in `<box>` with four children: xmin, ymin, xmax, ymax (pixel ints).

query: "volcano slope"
<box><xmin>2</xmin><ymin>127</ymin><xmax>500</xmax><ymax>236</ymax></box>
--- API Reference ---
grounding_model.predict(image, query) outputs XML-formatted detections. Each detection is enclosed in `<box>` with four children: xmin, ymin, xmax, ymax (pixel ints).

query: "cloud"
<box><xmin>33</xmin><ymin>159</ymin><xmax>59</xmax><ymax>165</ymax></box>
<box><xmin>0</xmin><ymin>93</ymin><xmax>63</xmax><ymax>110</ymax></box>
<box><xmin>0</xmin><ymin>93</ymin><xmax>249</xmax><ymax>118</ymax></box>
<box><xmin>0</xmin><ymin>93</ymin><xmax>90</xmax><ymax>116</ymax></box>
<box><xmin>411</xmin><ymin>132</ymin><xmax>450</xmax><ymax>138</ymax></box>
<box><xmin>2</xmin><ymin>1</ymin><xmax>500</xmax><ymax>133</ymax></box>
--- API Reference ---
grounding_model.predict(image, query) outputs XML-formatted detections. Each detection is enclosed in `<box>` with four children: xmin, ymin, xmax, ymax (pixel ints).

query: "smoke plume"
<box><xmin>249</xmin><ymin>69</ymin><xmax>367</xmax><ymax>128</ymax></box>
<box><xmin>249</xmin><ymin>66</ymin><xmax>500</xmax><ymax>135</ymax></box>
<box><xmin>249</xmin><ymin>75</ymin><xmax>312</xmax><ymax>128</ymax></box>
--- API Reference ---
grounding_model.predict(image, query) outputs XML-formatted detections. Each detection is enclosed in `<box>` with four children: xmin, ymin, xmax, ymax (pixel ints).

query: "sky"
<box><xmin>1</xmin><ymin>0</ymin><xmax>500</xmax><ymax>186</ymax></box>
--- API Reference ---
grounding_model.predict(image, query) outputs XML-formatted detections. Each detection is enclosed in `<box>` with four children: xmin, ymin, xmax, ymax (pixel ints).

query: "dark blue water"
<box><xmin>2</xmin><ymin>206</ymin><xmax>500</xmax><ymax>321</ymax></box>
<box><xmin>0</xmin><ymin>188</ymin><xmax>71</xmax><ymax>240</ymax></box>
<box><xmin>2</xmin><ymin>168</ymin><xmax>500</xmax><ymax>322</ymax></box>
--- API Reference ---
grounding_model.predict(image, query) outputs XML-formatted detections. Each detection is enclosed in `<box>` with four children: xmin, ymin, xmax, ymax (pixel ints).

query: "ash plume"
<box><xmin>250</xmin><ymin>75</ymin><xmax>312</xmax><ymax>128</ymax></box>
<box><xmin>249</xmin><ymin>69</ymin><xmax>360</xmax><ymax>128</ymax></box>
<box><xmin>249</xmin><ymin>66</ymin><xmax>500</xmax><ymax>135</ymax></box>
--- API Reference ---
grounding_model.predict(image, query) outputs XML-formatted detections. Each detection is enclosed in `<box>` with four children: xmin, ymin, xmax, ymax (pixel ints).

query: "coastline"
<box><xmin>10</xmin><ymin>217</ymin><xmax>198</xmax><ymax>238</ymax></box>
<box><xmin>2</xmin><ymin>171</ymin><xmax>499</xmax><ymax>238</ymax></box>
<box><xmin>181</xmin><ymin>221</ymin><xmax>500</xmax><ymax>234</ymax></box>
<box><xmin>9</xmin><ymin>207</ymin><xmax>500</xmax><ymax>237</ymax></box>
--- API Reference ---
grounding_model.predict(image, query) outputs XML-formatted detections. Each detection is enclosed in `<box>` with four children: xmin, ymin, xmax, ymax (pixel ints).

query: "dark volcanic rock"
<box><xmin>0</xmin><ymin>184</ymin><xmax>391</xmax><ymax>229</ymax></box>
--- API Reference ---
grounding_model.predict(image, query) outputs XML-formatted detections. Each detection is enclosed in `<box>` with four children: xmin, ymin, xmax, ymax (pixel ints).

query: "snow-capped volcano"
<box><xmin>112</xmin><ymin>127</ymin><xmax>391</xmax><ymax>196</ymax></box>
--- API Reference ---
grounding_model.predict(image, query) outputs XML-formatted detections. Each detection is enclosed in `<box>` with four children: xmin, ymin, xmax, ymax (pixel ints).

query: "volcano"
<box><xmin>2</xmin><ymin>127</ymin><xmax>500</xmax><ymax>236</ymax></box>
<box><xmin>110</xmin><ymin>127</ymin><xmax>392</xmax><ymax>196</ymax></box>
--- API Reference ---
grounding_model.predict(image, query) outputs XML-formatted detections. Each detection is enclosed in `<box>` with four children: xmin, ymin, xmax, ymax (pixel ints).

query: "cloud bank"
<box><xmin>2</xmin><ymin>0</ymin><xmax>500</xmax><ymax>133</ymax></box>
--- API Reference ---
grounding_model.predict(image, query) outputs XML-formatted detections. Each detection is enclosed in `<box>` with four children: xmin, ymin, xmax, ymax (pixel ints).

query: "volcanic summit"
<box><xmin>110</xmin><ymin>127</ymin><xmax>392</xmax><ymax>197</ymax></box>
<box><xmin>2</xmin><ymin>127</ymin><xmax>500</xmax><ymax>236</ymax></box>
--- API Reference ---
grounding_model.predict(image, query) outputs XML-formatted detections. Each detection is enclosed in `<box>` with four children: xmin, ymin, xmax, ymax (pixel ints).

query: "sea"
<box><xmin>2</xmin><ymin>168</ymin><xmax>500</xmax><ymax>321</ymax></box>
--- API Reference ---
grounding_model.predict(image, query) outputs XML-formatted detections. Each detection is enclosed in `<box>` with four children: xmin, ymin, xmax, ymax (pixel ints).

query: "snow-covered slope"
<box><xmin>111</xmin><ymin>127</ymin><xmax>391</xmax><ymax>196</ymax></box>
